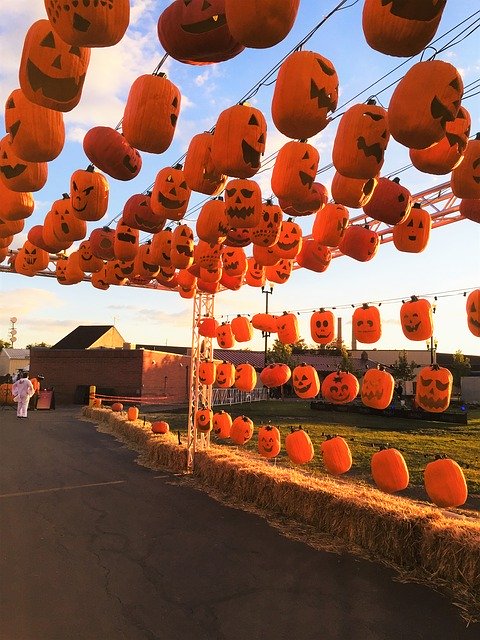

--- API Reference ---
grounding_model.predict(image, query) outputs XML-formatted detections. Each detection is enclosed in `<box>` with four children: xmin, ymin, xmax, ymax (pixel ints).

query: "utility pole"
<box><xmin>261</xmin><ymin>285</ymin><xmax>273</xmax><ymax>367</ymax></box>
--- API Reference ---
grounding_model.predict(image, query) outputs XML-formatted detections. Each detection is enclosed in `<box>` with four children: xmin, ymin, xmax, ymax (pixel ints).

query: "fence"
<box><xmin>212</xmin><ymin>387</ymin><xmax>269</xmax><ymax>406</ymax></box>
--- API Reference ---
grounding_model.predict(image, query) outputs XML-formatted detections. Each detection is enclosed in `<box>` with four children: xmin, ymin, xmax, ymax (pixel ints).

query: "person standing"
<box><xmin>12</xmin><ymin>372</ymin><xmax>35</xmax><ymax>419</ymax></box>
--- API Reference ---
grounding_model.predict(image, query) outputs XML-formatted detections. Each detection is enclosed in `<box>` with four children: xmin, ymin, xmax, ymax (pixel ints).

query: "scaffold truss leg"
<box><xmin>186</xmin><ymin>291</ymin><xmax>214</xmax><ymax>472</ymax></box>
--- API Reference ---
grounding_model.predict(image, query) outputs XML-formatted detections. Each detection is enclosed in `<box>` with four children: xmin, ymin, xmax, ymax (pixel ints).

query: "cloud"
<box><xmin>0</xmin><ymin>287</ymin><xmax>64</xmax><ymax>325</ymax></box>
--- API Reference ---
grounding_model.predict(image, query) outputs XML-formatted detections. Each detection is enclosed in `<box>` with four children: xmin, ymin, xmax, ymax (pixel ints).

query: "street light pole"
<box><xmin>261</xmin><ymin>285</ymin><xmax>273</xmax><ymax>367</ymax></box>
<box><xmin>427</xmin><ymin>336</ymin><xmax>438</xmax><ymax>364</ymax></box>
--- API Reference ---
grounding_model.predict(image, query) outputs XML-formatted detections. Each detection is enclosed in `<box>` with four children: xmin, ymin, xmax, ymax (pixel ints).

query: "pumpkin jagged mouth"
<box><xmin>227</xmin><ymin>206</ymin><xmax>254</xmax><ymax>220</ymax></box>
<box><xmin>157</xmin><ymin>193</ymin><xmax>186</xmax><ymax>210</ymax></box>
<box><xmin>0</xmin><ymin>164</ymin><xmax>27</xmax><ymax>179</ymax></box>
<box><xmin>276</xmin><ymin>271</ymin><xmax>289</xmax><ymax>281</ymax></box>
<box><xmin>225</xmin><ymin>260</ymin><xmax>239</xmax><ymax>271</ymax></box>
<box><xmin>261</xmin><ymin>442</ymin><xmax>273</xmax><ymax>453</ymax></box>
<box><xmin>117</xmin><ymin>232</ymin><xmax>136</xmax><ymax>244</ymax></box>
<box><xmin>417</xmin><ymin>395</ymin><xmax>449</xmax><ymax>410</ymax></box>
<box><xmin>27</xmin><ymin>59</ymin><xmax>85</xmax><ymax>102</ymax></box>
<box><xmin>405</xmin><ymin>321</ymin><xmax>421</xmax><ymax>332</ymax></box>
<box><xmin>143</xmin><ymin>262</ymin><xmax>158</xmax><ymax>273</ymax></box>
<box><xmin>310</xmin><ymin>81</ymin><xmax>336</xmax><ymax>111</ymax></box>
<box><xmin>123</xmin><ymin>155</ymin><xmax>139</xmax><ymax>174</ymax></box>
<box><xmin>176</xmin><ymin>245</ymin><xmax>193</xmax><ymax>256</ymax></box>
<box><xmin>357</xmin><ymin>137</ymin><xmax>383</xmax><ymax>163</ymax></box>
<box><xmin>299</xmin><ymin>171</ymin><xmax>314</xmax><ymax>188</ymax></box>
<box><xmin>381</xmin><ymin>0</ymin><xmax>446</xmax><ymax>22</ymax></box>
<box><xmin>469</xmin><ymin>316</ymin><xmax>480</xmax><ymax>329</ymax></box>
<box><xmin>362</xmin><ymin>389</ymin><xmax>384</xmax><ymax>401</ymax></box>
<box><xmin>181</xmin><ymin>13</ymin><xmax>226</xmax><ymax>34</ymax></box>
<box><xmin>241</xmin><ymin>140</ymin><xmax>261</xmax><ymax>168</ymax></box>
<box><xmin>431</xmin><ymin>96</ymin><xmax>456</xmax><ymax>126</ymax></box>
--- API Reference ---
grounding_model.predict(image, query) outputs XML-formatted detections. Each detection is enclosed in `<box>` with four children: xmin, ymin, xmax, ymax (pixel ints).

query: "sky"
<box><xmin>0</xmin><ymin>0</ymin><xmax>479</xmax><ymax>356</ymax></box>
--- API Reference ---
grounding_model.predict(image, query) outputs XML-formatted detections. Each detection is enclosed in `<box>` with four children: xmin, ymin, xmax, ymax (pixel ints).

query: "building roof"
<box><xmin>1</xmin><ymin>348</ymin><xmax>29</xmax><ymax>359</ymax></box>
<box><xmin>51</xmin><ymin>326</ymin><xmax>120</xmax><ymax>350</ymax></box>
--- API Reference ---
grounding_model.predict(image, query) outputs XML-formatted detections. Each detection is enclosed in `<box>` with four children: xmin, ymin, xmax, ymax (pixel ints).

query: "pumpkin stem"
<box><xmin>392</xmin><ymin>177</ymin><xmax>400</xmax><ymax>184</ymax></box>
<box><xmin>173</xmin><ymin>163</ymin><xmax>183</xmax><ymax>170</ymax></box>
<box><xmin>362</xmin><ymin>302</ymin><xmax>369</xmax><ymax>309</ymax></box>
<box><xmin>410</xmin><ymin>295</ymin><xmax>419</xmax><ymax>302</ymax></box>
<box><xmin>86</xmin><ymin>164</ymin><xmax>95</xmax><ymax>172</ymax></box>
<box><xmin>62</xmin><ymin>193</ymin><xmax>69</xmax><ymax>199</ymax></box>
<box><xmin>366</xmin><ymin>98</ymin><xmax>377</xmax><ymax>105</ymax></box>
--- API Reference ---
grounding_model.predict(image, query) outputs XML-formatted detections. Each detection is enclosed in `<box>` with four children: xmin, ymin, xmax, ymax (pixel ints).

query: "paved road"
<box><xmin>0</xmin><ymin>407</ymin><xmax>478</xmax><ymax>640</ymax></box>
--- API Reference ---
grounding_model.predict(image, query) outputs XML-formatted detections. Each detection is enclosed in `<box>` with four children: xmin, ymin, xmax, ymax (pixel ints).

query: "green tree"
<box><xmin>390</xmin><ymin>350</ymin><xmax>418</xmax><ymax>381</ymax></box>
<box><xmin>0</xmin><ymin>338</ymin><xmax>10</xmax><ymax>349</ymax></box>
<box><xmin>449</xmin><ymin>350</ymin><xmax>471</xmax><ymax>387</ymax></box>
<box><xmin>339</xmin><ymin>345</ymin><xmax>360</xmax><ymax>375</ymax></box>
<box><xmin>26</xmin><ymin>342</ymin><xmax>51</xmax><ymax>348</ymax></box>
<box><xmin>266</xmin><ymin>339</ymin><xmax>296</xmax><ymax>367</ymax></box>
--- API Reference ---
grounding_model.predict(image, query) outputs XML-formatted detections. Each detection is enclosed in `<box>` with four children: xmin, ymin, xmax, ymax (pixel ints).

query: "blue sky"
<box><xmin>0</xmin><ymin>0</ymin><xmax>479</xmax><ymax>355</ymax></box>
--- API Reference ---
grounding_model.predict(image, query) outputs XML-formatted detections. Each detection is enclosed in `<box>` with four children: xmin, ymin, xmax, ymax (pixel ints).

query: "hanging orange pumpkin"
<box><xmin>230</xmin><ymin>415</ymin><xmax>254</xmax><ymax>445</ymax></box>
<box><xmin>221</xmin><ymin>246</ymin><xmax>248</xmax><ymax>278</ymax></box>
<box><xmin>213</xmin><ymin>411</ymin><xmax>232</xmax><ymax>439</ymax></box>
<box><xmin>234</xmin><ymin>364</ymin><xmax>257</xmax><ymax>392</ymax></box>
<box><xmin>171</xmin><ymin>224</ymin><xmax>194</xmax><ymax>270</ymax></box>
<box><xmin>123</xmin><ymin>192</ymin><xmax>165</xmax><ymax>234</ymax></box>
<box><xmin>400</xmin><ymin>296</ymin><xmax>433</xmax><ymax>341</ymax></box>
<box><xmin>4</xmin><ymin>88</ymin><xmax>65</xmax><ymax>162</ymax></box>
<box><xmin>285</xmin><ymin>427</ymin><xmax>314</xmax><ymax>464</ymax></box>
<box><xmin>310</xmin><ymin>309</ymin><xmax>336</xmax><ymax>345</ymax></box>
<box><xmin>244</xmin><ymin>258</ymin><xmax>266</xmax><ymax>288</ymax></box>
<box><xmin>371</xmin><ymin>448</ymin><xmax>409</xmax><ymax>494</ymax></box>
<box><xmin>321</xmin><ymin>371</ymin><xmax>359</xmax><ymax>404</ymax></box>
<box><xmin>0</xmin><ymin>135</ymin><xmax>48</xmax><ymax>193</ymax></box>
<box><xmin>216</xmin><ymin>323</ymin><xmax>236</xmax><ymax>349</ymax></box>
<box><xmin>320</xmin><ymin>435</ymin><xmax>352</xmax><ymax>475</ymax></box>
<box><xmin>275</xmin><ymin>219</ymin><xmax>303</xmax><ymax>259</ymax></box>
<box><xmin>451</xmin><ymin>133</ymin><xmax>480</xmax><ymax>199</ymax></box>
<box><xmin>77</xmin><ymin>240</ymin><xmax>103</xmax><ymax>274</ymax></box>
<box><xmin>0</xmin><ymin>183</ymin><xmax>34</xmax><ymax>222</ymax></box>
<box><xmin>90</xmin><ymin>264</ymin><xmax>109</xmax><ymax>290</ymax></box>
<box><xmin>150</xmin><ymin>228</ymin><xmax>173</xmax><ymax>267</ymax></box>
<box><xmin>271</xmin><ymin>140</ymin><xmax>320</xmax><ymax>203</ymax></box>
<box><xmin>114</xmin><ymin>219</ymin><xmax>139</xmax><ymax>262</ymax></box>
<box><xmin>15</xmin><ymin>240</ymin><xmax>49</xmax><ymax>276</ymax></box>
<box><xmin>223</xmin><ymin>226</ymin><xmax>253</xmax><ymax>248</ymax></box>
<box><xmin>361</xmin><ymin>367</ymin><xmax>394</xmax><ymax>410</ymax></box>
<box><xmin>271</xmin><ymin>50</ymin><xmax>338</xmax><ymax>139</ymax></box>
<box><xmin>296</xmin><ymin>239</ymin><xmax>331</xmax><ymax>273</ymax></box>
<box><xmin>231</xmin><ymin>316</ymin><xmax>253</xmax><ymax>342</ymax></box>
<box><xmin>332</xmin><ymin>100</ymin><xmax>389</xmax><ymax>179</ymax></box>
<box><xmin>225</xmin><ymin>0</ymin><xmax>300</xmax><ymax>49</ymax></box>
<box><xmin>352</xmin><ymin>303</ymin><xmax>382</xmax><ymax>344</ymax></box>
<box><xmin>122</xmin><ymin>72</ymin><xmax>181</xmax><ymax>154</ymax></box>
<box><xmin>331</xmin><ymin>173</ymin><xmax>377</xmax><ymax>209</ymax></box>
<box><xmin>89</xmin><ymin>226</ymin><xmax>116</xmax><ymax>261</ymax></box>
<box><xmin>424</xmin><ymin>456</ymin><xmax>468</xmax><ymax>508</ymax></box>
<box><xmin>83</xmin><ymin>127</ymin><xmax>142</xmax><ymax>181</ymax></box>
<box><xmin>362</xmin><ymin>177</ymin><xmax>412</xmax><ymax>225</ymax></box>
<box><xmin>392</xmin><ymin>203</ymin><xmax>431</xmax><ymax>253</ymax></box>
<box><xmin>292</xmin><ymin>364</ymin><xmax>320</xmax><ymax>399</ymax></box>
<box><xmin>276</xmin><ymin>312</ymin><xmax>300</xmax><ymax>345</ymax></box>
<box><xmin>151</xmin><ymin>164</ymin><xmax>191</xmax><ymax>221</ymax></box>
<box><xmin>184</xmin><ymin>132</ymin><xmax>227</xmax><ymax>196</ymax></box>
<box><xmin>44</xmin><ymin>0</ymin><xmax>130</xmax><ymax>47</ymax></box>
<box><xmin>104</xmin><ymin>259</ymin><xmax>128</xmax><ymax>286</ymax></box>
<box><xmin>265</xmin><ymin>258</ymin><xmax>293</xmax><ymax>285</ymax></box>
<box><xmin>257</xmin><ymin>425</ymin><xmax>281</xmax><ymax>459</ymax></box>
<box><xmin>251</xmin><ymin>313</ymin><xmax>277</xmax><ymax>334</ymax></box>
<box><xmin>251</xmin><ymin>200</ymin><xmax>283</xmax><ymax>247</ymax></box>
<box><xmin>253</xmin><ymin>245</ymin><xmax>280</xmax><ymax>267</ymax></box>
<box><xmin>279</xmin><ymin>181</ymin><xmax>328</xmax><ymax>218</ymax></box>
<box><xmin>198</xmin><ymin>361</ymin><xmax>216</xmax><ymax>386</ymax></box>
<box><xmin>70</xmin><ymin>165</ymin><xmax>109</xmax><ymax>222</ymax></box>
<box><xmin>312</xmin><ymin>203</ymin><xmax>349</xmax><ymax>247</ymax></box>
<box><xmin>64</xmin><ymin>251</ymin><xmax>86</xmax><ymax>284</ymax></box>
<box><xmin>338</xmin><ymin>225</ymin><xmax>380</xmax><ymax>262</ymax></box>
<box><xmin>44</xmin><ymin>193</ymin><xmax>86</xmax><ymax>246</ymax></box>
<box><xmin>388</xmin><ymin>60</ymin><xmax>463</xmax><ymax>149</ymax></box>
<box><xmin>216</xmin><ymin>361</ymin><xmax>236</xmax><ymax>389</ymax></box>
<box><xmin>196</xmin><ymin>198</ymin><xmax>229</xmax><ymax>244</ymax></box>
<box><xmin>198</xmin><ymin>316</ymin><xmax>219</xmax><ymax>338</ymax></box>
<box><xmin>466</xmin><ymin>289</ymin><xmax>480</xmax><ymax>337</ymax></box>
<box><xmin>195</xmin><ymin>406</ymin><xmax>213</xmax><ymax>433</ymax></box>
<box><xmin>415</xmin><ymin>365</ymin><xmax>453</xmax><ymax>413</ymax></box>
<box><xmin>224</xmin><ymin>178</ymin><xmax>262</xmax><ymax>229</ymax></box>
<box><xmin>260</xmin><ymin>363</ymin><xmax>291</xmax><ymax>388</ymax></box>
<box><xmin>460</xmin><ymin>198</ymin><xmax>480</xmax><ymax>223</ymax></box>
<box><xmin>133</xmin><ymin>242</ymin><xmax>160</xmax><ymax>280</ymax></box>
<box><xmin>19</xmin><ymin>20</ymin><xmax>91</xmax><ymax>112</ymax></box>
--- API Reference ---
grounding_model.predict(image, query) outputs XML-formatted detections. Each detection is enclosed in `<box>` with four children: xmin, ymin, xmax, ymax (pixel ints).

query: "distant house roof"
<box><xmin>51</xmin><ymin>326</ymin><xmax>121</xmax><ymax>350</ymax></box>
<box><xmin>1</xmin><ymin>349</ymin><xmax>30</xmax><ymax>359</ymax></box>
<box><xmin>137</xmin><ymin>344</ymin><xmax>190</xmax><ymax>355</ymax></box>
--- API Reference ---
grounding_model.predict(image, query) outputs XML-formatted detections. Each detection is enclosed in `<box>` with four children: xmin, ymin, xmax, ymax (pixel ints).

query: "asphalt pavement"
<box><xmin>0</xmin><ymin>406</ymin><xmax>478</xmax><ymax>640</ymax></box>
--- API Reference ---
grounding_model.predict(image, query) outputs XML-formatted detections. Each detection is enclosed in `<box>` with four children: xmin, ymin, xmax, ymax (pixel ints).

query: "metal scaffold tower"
<box><xmin>186</xmin><ymin>291</ymin><xmax>215</xmax><ymax>472</ymax></box>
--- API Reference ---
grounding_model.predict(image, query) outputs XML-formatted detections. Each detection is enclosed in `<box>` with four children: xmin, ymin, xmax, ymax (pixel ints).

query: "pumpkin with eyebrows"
<box><xmin>271</xmin><ymin>140</ymin><xmax>320</xmax><ymax>202</ymax></box>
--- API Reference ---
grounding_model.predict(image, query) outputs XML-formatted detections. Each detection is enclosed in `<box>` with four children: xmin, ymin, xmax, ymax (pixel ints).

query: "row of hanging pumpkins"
<box><xmin>194</xmin><ymin>412</ymin><xmax>468</xmax><ymax>508</ymax></box>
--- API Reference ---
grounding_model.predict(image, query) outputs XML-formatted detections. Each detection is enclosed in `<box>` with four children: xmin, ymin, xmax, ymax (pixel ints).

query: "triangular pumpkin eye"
<box><xmin>316</xmin><ymin>57</ymin><xmax>335</xmax><ymax>76</ymax></box>
<box><xmin>248</xmin><ymin>115</ymin><xmax>259</xmax><ymax>126</ymax></box>
<box><xmin>471</xmin><ymin>302</ymin><xmax>477</xmax><ymax>312</ymax></box>
<box><xmin>40</xmin><ymin>32</ymin><xmax>56</xmax><ymax>48</ymax></box>
<box><xmin>302</xmin><ymin>152</ymin><xmax>310</xmax><ymax>160</ymax></box>
<box><xmin>69</xmin><ymin>46</ymin><xmax>82</xmax><ymax>57</ymax></box>
<box><xmin>449</xmin><ymin>78</ymin><xmax>460</xmax><ymax>91</ymax></box>
<box><xmin>418</xmin><ymin>221</ymin><xmax>424</xmax><ymax>229</ymax></box>
<box><xmin>172</xmin><ymin>97</ymin><xmax>178</xmax><ymax>108</ymax></box>
<box><xmin>6</xmin><ymin>98</ymin><xmax>15</xmax><ymax>109</ymax></box>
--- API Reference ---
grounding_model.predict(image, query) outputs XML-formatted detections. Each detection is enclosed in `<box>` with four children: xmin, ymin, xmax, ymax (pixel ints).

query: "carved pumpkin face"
<box><xmin>338</xmin><ymin>225</ymin><xmax>380</xmax><ymax>262</ymax></box>
<box><xmin>393</xmin><ymin>204</ymin><xmax>431</xmax><ymax>253</ymax></box>
<box><xmin>196</xmin><ymin>198</ymin><xmax>229</xmax><ymax>244</ymax></box>
<box><xmin>151</xmin><ymin>165</ymin><xmax>191</xmax><ymax>221</ymax></box>
<box><xmin>89</xmin><ymin>226</ymin><xmax>115</xmax><ymax>260</ymax></box>
<box><xmin>77</xmin><ymin>240</ymin><xmax>103</xmax><ymax>273</ymax></box>
<box><xmin>105</xmin><ymin>259</ymin><xmax>127</xmax><ymax>285</ymax></box>
<box><xmin>157</xmin><ymin>0</ymin><xmax>244</xmax><ymax>65</ymax></box>
<box><xmin>257</xmin><ymin>425</ymin><xmax>281</xmax><ymax>459</ymax></box>
<box><xmin>198</xmin><ymin>361</ymin><xmax>216</xmax><ymax>386</ymax></box>
<box><xmin>415</xmin><ymin>365</ymin><xmax>453</xmax><ymax>413</ymax></box>
<box><xmin>223</xmin><ymin>226</ymin><xmax>252</xmax><ymax>248</ymax></box>
<box><xmin>352</xmin><ymin>304</ymin><xmax>382</xmax><ymax>344</ymax></box>
<box><xmin>151</xmin><ymin>228</ymin><xmax>173</xmax><ymax>267</ymax></box>
<box><xmin>0</xmin><ymin>135</ymin><xmax>48</xmax><ymax>193</ymax></box>
<box><xmin>91</xmin><ymin>264</ymin><xmax>109</xmax><ymax>290</ymax></box>
<box><xmin>171</xmin><ymin>224</ymin><xmax>194</xmax><ymax>269</ymax></box>
<box><xmin>216</xmin><ymin>361</ymin><xmax>235</xmax><ymax>388</ymax></box>
<box><xmin>114</xmin><ymin>218</ymin><xmax>139</xmax><ymax>261</ymax></box>
<box><xmin>271</xmin><ymin>140</ymin><xmax>320</xmax><ymax>202</ymax></box>
<box><xmin>55</xmin><ymin>255</ymin><xmax>68</xmax><ymax>282</ymax></box>
<box><xmin>265</xmin><ymin>258</ymin><xmax>293</xmax><ymax>285</ymax></box>
<box><xmin>133</xmin><ymin>242</ymin><xmax>160</xmax><ymax>279</ymax></box>
<box><xmin>83</xmin><ymin>126</ymin><xmax>142</xmax><ymax>181</ymax></box>
<box><xmin>310</xmin><ymin>309</ymin><xmax>335</xmax><ymax>345</ymax></box>
<box><xmin>296</xmin><ymin>239</ymin><xmax>332</xmax><ymax>273</ymax></box>
<box><xmin>244</xmin><ymin>257</ymin><xmax>266</xmax><ymax>287</ymax></box>
<box><xmin>251</xmin><ymin>201</ymin><xmax>282</xmax><ymax>247</ymax></box>
<box><xmin>234</xmin><ymin>364</ymin><xmax>257</xmax><ymax>392</ymax></box>
<box><xmin>224</xmin><ymin>179</ymin><xmax>262</xmax><ymax>229</ymax></box>
<box><xmin>466</xmin><ymin>289</ymin><xmax>480</xmax><ymax>338</ymax></box>
<box><xmin>221</xmin><ymin>246</ymin><xmax>247</xmax><ymax>277</ymax></box>
<box><xmin>19</xmin><ymin>20</ymin><xmax>91</xmax><ymax>112</ymax></box>
<box><xmin>292</xmin><ymin>364</ymin><xmax>320</xmax><ymax>399</ymax></box>
<box><xmin>361</xmin><ymin>368</ymin><xmax>394</xmax><ymax>410</ymax></box>
<box><xmin>213</xmin><ymin>411</ymin><xmax>232</xmax><ymax>439</ymax></box>
<box><xmin>321</xmin><ymin>371</ymin><xmax>359</xmax><ymax>404</ymax></box>
<box><xmin>276</xmin><ymin>312</ymin><xmax>300</xmax><ymax>345</ymax></box>
<box><xmin>230</xmin><ymin>415</ymin><xmax>254</xmax><ymax>445</ymax></box>
<box><xmin>312</xmin><ymin>203</ymin><xmax>349</xmax><ymax>247</ymax></box>
<box><xmin>195</xmin><ymin>407</ymin><xmax>213</xmax><ymax>433</ymax></box>
<box><xmin>193</xmin><ymin>240</ymin><xmax>221</xmax><ymax>270</ymax></box>
<box><xmin>184</xmin><ymin>132</ymin><xmax>227</xmax><ymax>196</ymax></box>
<box><xmin>16</xmin><ymin>240</ymin><xmax>49</xmax><ymax>275</ymax></box>
<box><xmin>253</xmin><ymin>244</ymin><xmax>281</xmax><ymax>267</ymax></box>
<box><xmin>156</xmin><ymin>263</ymin><xmax>176</xmax><ymax>283</ymax></box>
<box><xmin>70</xmin><ymin>166</ymin><xmax>109</xmax><ymax>222</ymax></box>
<box><xmin>122</xmin><ymin>193</ymin><xmax>165</xmax><ymax>233</ymax></box>
<box><xmin>275</xmin><ymin>219</ymin><xmax>303</xmax><ymax>259</ymax></box>
<box><xmin>451</xmin><ymin>135</ymin><xmax>480</xmax><ymax>200</ymax></box>
<box><xmin>216</xmin><ymin>323</ymin><xmax>236</xmax><ymax>349</ymax></box>
<box><xmin>44</xmin><ymin>194</ymin><xmax>86</xmax><ymax>244</ymax></box>
<box><xmin>400</xmin><ymin>297</ymin><xmax>433</xmax><ymax>341</ymax></box>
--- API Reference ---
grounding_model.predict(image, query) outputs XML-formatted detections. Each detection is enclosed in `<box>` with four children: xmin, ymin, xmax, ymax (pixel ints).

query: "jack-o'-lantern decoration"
<box><xmin>271</xmin><ymin>140</ymin><xmax>320</xmax><ymax>203</ymax></box>
<box><xmin>466</xmin><ymin>289</ymin><xmax>480</xmax><ymax>338</ymax></box>
<box><xmin>0</xmin><ymin>183</ymin><xmax>34</xmax><ymax>222</ymax></box>
<box><xmin>193</xmin><ymin>240</ymin><xmax>221</xmax><ymax>271</ymax></box>
<box><xmin>122</xmin><ymin>72</ymin><xmax>181</xmax><ymax>154</ymax></box>
<box><xmin>352</xmin><ymin>303</ymin><xmax>382</xmax><ymax>344</ymax></box>
<box><xmin>275</xmin><ymin>219</ymin><xmax>302</xmax><ymax>259</ymax></box>
<box><xmin>410</xmin><ymin>107</ymin><xmax>471</xmax><ymax>175</ymax></box>
<box><xmin>216</xmin><ymin>323</ymin><xmax>236</xmax><ymax>349</ymax></box>
<box><xmin>15</xmin><ymin>240</ymin><xmax>49</xmax><ymax>276</ymax></box>
<box><xmin>257</xmin><ymin>425</ymin><xmax>281</xmax><ymax>459</ymax></box>
<box><xmin>331</xmin><ymin>173</ymin><xmax>377</xmax><ymax>209</ymax></box>
<box><xmin>177</xmin><ymin>269</ymin><xmax>196</xmax><ymax>291</ymax></box>
<box><xmin>89</xmin><ymin>226</ymin><xmax>115</xmax><ymax>261</ymax></box>
<box><xmin>133</xmin><ymin>242</ymin><xmax>160</xmax><ymax>280</ymax></box>
<box><xmin>292</xmin><ymin>364</ymin><xmax>320</xmax><ymax>399</ymax></box>
<box><xmin>321</xmin><ymin>371</ymin><xmax>359</xmax><ymax>404</ymax></box>
<box><xmin>310</xmin><ymin>309</ymin><xmax>336</xmax><ymax>345</ymax></box>
<box><xmin>104</xmin><ymin>259</ymin><xmax>127</xmax><ymax>286</ymax></box>
<box><xmin>389</xmin><ymin>60</ymin><xmax>463</xmax><ymax>149</ymax></box>
<box><xmin>83</xmin><ymin>127</ymin><xmax>142</xmax><ymax>181</ymax></box>
<box><xmin>296</xmin><ymin>239</ymin><xmax>332</xmax><ymax>273</ymax></box>
<box><xmin>4</xmin><ymin>88</ymin><xmax>65</xmax><ymax>162</ymax></box>
<box><xmin>198</xmin><ymin>361</ymin><xmax>216</xmax><ymax>386</ymax></box>
<box><xmin>234</xmin><ymin>364</ymin><xmax>257</xmax><ymax>392</ymax></box>
<box><xmin>320</xmin><ymin>435</ymin><xmax>352</xmax><ymax>475</ymax></box>
<box><xmin>363</xmin><ymin>177</ymin><xmax>411</xmax><ymax>225</ymax></box>
<box><xmin>44</xmin><ymin>0</ymin><xmax>130</xmax><ymax>47</ymax></box>
<box><xmin>400</xmin><ymin>296</ymin><xmax>433</xmax><ymax>341</ymax></box>
<box><xmin>338</xmin><ymin>225</ymin><xmax>380</xmax><ymax>262</ymax></box>
<box><xmin>171</xmin><ymin>224</ymin><xmax>194</xmax><ymax>269</ymax></box>
<box><xmin>198</xmin><ymin>316</ymin><xmax>218</xmax><ymax>337</ymax></box>
<box><xmin>196</xmin><ymin>198</ymin><xmax>228</xmax><ymax>244</ymax></box>
<box><xmin>265</xmin><ymin>258</ymin><xmax>293</xmax><ymax>285</ymax></box>
<box><xmin>224</xmin><ymin>178</ymin><xmax>262</xmax><ymax>229</ymax></box>
<box><xmin>415</xmin><ymin>365</ymin><xmax>452</xmax><ymax>413</ymax></box>
<box><xmin>64</xmin><ymin>251</ymin><xmax>85</xmax><ymax>285</ymax></box>
<box><xmin>195</xmin><ymin>406</ymin><xmax>213</xmax><ymax>433</ymax></box>
<box><xmin>213</xmin><ymin>411</ymin><xmax>232</xmax><ymax>439</ymax></box>
<box><xmin>312</xmin><ymin>203</ymin><xmax>349</xmax><ymax>247</ymax></box>
<box><xmin>371</xmin><ymin>447</ymin><xmax>409</xmax><ymax>494</ymax></box>
<box><xmin>332</xmin><ymin>100</ymin><xmax>389</xmax><ymax>179</ymax></box>
<box><xmin>19</xmin><ymin>20</ymin><xmax>91</xmax><ymax>112</ymax></box>
<box><xmin>114</xmin><ymin>218</ymin><xmax>139</xmax><ymax>262</ymax></box>
<box><xmin>223</xmin><ymin>227</ymin><xmax>252</xmax><ymax>248</ymax></box>
<box><xmin>220</xmin><ymin>271</ymin><xmax>242</xmax><ymax>292</ymax></box>
<box><xmin>251</xmin><ymin>200</ymin><xmax>282</xmax><ymax>247</ymax></box>
<box><xmin>285</xmin><ymin>427</ymin><xmax>314</xmax><ymax>464</ymax></box>
<box><xmin>196</xmin><ymin>278</ymin><xmax>220</xmax><ymax>294</ymax></box>
<box><xmin>151</xmin><ymin>164</ymin><xmax>191</xmax><ymax>222</ymax></box>
<box><xmin>253</xmin><ymin>244</ymin><xmax>280</xmax><ymax>267</ymax></box>
<box><xmin>225</xmin><ymin>0</ymin><xmax>300</xmax><ymax>49</ymax></box>
<box><xmin>216</xmin><ymin>361</ymin><xmax>235</xmax><ymax>389</ymax></box>
<box><xmin>0</xmin><ymin>135</ymin><xmax>48</xmax><ymax>193</ymax></box>
<box><xmin>361</xmin><ymin>367</ymin><xmax>394</xmax><ymax>410</ymax></box>
<box><xmin>231</xmin><ymin>316</ymin><xmax>253</xmax><ymax>342</ymax></box>
<box><xmin>245</xmin><ymin>258</ymin><xmax>266</xmax><ymax>288</ymax></box>
<box><xmin>122</xmin><ymin>192</ymin><xmax>165</xmax><ymax>234</ymax></box>
<box><xmin>201</xmin><ymin>264</ymin><xmax>222</xmax><ymax>284</ymax></box>
<box><xmin>251</xmin><ymin>313</ymin><xmax>277</xmax><ymax>334</ymax></box>
<box><xmin>77</xmin><ymin>240</ymin><xmax>103</xmax><ymax>273</ymax></box>
<box><xmin>157</xmin><ymin>0</ymin><xmax>244</xmax><ymax>65</ymax></box>
<box><xmin>156</xmin><ymin>263</ymin><xmax>177</xmax><ymax>285</ymax></box>
<box><xmin>70</xmin><ymin>165</ymin><xmax>109</xmax><ymax>222</ymax></box>
<box><xmin>260</xmin><ymin>363</ymin><xmax>291</xmax><ymax>388</ymax></box>
<box><xmin>151</xmin><ymin>228</ymin><xmax>173</xmax><ymax>267</ymax></box>
<box><xmin>280</xmin><ymin>181</ymin><xmax>328</xmax><ymax>218</ymax></box>
<box><xmin>230</xmin><ymin>415</ymin><xmax>254</xmax><ymax>445</ymax></box>
<box><xmin>272</xmin><ymin>50</ymin><xmax>338</xmax><ymax>139</ymax></box>
<box><xmin>221</xmin><ymin>246</ymin><xmax>248</xmax><ymax>277</ymax></box>
<box><xmin>424</xmin><ymin>456</ymin><xmax>468</xmax><ymax>508</ymax></box>
<box><xmin>26</xmin><ymin>225</ymin><xmax>52</xmax><ymax>252</ymax></box>
<box><xmin>184</xmin><ymin>132</ymin><xmax>227</xmax><ymax>196</ymax></box>
<box><xmin>276</xmin><ymin>312</ymin><xmax>300</xmax><ymax>345</ymax></box>
<box><xmin>0</xmin><ymin>217</ymin><xmax>24</xmax><ymax>239</ymax></box>
<box><xmin>451</xmin><ymin>133</ymin><xmax>480</xmax><ymax>199</ymax></box>
<box><xmin>211</xmin><ymin>103</ymin><xmax>267</xmax><ymax>179</ymax></box>
<box><xmin>362</xmin><ymin>0</ymin><xmax>447</xmax><ymax>57</ymax></box>
<box><xmin>90</xmin><ymin>264</ymin><xmax>109</xmax><ymax>290</ymax></box>
<box><xmin>392</xmin><ymin>203</ymin><xmax>431</xmax><ymax>253</ymax></box>
<box><xmin>44</xmin><ymin>193</ymin><xmax>86</xmax><ymax>248</ymax></box>
<box><xmin>55</xmin><ymin>255</ymin><xmax>69</xmax><ymax>284</ymax></box>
